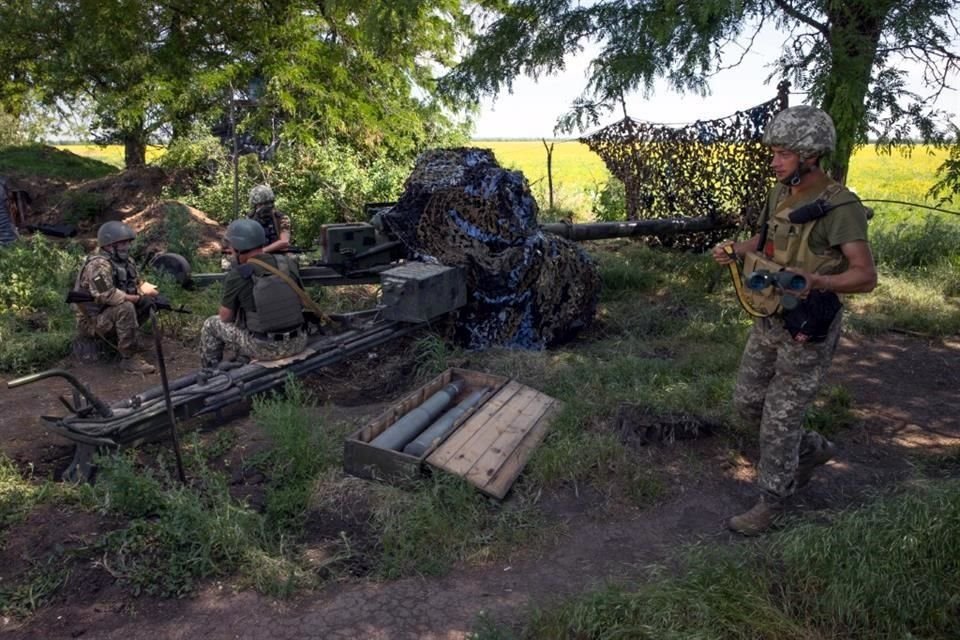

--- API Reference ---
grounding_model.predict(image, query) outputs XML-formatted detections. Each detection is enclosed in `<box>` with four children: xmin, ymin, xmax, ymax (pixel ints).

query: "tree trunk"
<box><xmin>123</xmin><ymin>133</ymin><xmax>147</xmax><ymax>169</ymax></box>
<box><xmin>820</xmin><ymin>1</ymin><xmax>891</xmax><ymax>184</ymax></box>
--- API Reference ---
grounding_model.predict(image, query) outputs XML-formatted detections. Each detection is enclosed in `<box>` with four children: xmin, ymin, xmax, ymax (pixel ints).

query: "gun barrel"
<box><xmin>540</xmin><ymin>216</ymin><xmax>730</xmax><ymax>241</ymax></box>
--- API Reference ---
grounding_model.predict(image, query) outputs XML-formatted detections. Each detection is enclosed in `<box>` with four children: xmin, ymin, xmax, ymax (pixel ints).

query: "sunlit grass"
<box><xmin>54</xmin><ymin>144</ymin><xmax>166</xmax><ymax>168</ymax></box>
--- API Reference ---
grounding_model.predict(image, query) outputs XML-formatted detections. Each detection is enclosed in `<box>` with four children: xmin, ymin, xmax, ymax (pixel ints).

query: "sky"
<box><xmin>471</xmin><ymin>22</ymin><xmax>959</xmax><ymax>140</ymax></box>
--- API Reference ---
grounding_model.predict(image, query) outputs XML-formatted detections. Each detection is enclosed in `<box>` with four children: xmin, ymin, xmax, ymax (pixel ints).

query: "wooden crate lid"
<box><xmin>426</xmin><ymin>381</ymin><xmax>562</xmax><ymax>500</ymax></box>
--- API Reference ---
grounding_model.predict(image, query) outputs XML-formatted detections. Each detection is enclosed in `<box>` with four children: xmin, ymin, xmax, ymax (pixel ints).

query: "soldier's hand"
<box><xmin>712</xmin><ymin>242</ymin><xmax>737</xmax><ymax>265</ymax></box>
<box><xmin>139</xmin><ymin>282</ymin><xmax>160</xmax><ymax>297</ymax></box>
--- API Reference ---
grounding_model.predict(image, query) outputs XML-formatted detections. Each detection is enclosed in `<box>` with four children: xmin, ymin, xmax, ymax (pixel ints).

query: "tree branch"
<box><xmin>771</xmin><ymin>0</ymin><xmax>829</xmax><ymax>37</ymax></box>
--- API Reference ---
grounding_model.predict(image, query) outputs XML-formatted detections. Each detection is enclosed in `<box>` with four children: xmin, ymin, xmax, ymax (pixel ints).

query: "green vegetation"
<box><xmin>55</xmin><ymin>144</ymin><xmax>164</xmax><ymax>169</ymax></box>
<box><xmin>0</xmin><ymin>144</ymin><xmax>116</xmax><ymax>180</ymax></box>
<box><xmin>0</xmin><ymin>456</ymin><xmax>54</xmax><ymax>530</ymax></box>
<box><xmin>475</xmin><ymin>481</ymin><xmax>960</xmax><ymax>640</ymax></box>
<box><xmin>0</xmin><ymin>236</ymin><xmax>83</xmax><ymax>373</ymax></box>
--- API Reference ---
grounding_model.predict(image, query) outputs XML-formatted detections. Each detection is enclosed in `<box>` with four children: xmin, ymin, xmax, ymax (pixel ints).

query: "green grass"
<box><xmin>372</xmin><ymin>474</ymin><xmax>544</xmax><ymax>579</ymax></box>
<box><xmin>481</xmin><ymin>480</ymin><xmax>960</xmax><ymax>640</ymax></box>
<box><xmin>54</xmin><ymin>144</ymin><xmax>165</xmax><ymax>169</ymax></box>
<box><xmin>0</xmin><ymin>144</ymin><xmax>118</xmax><ymax>180</ymax></box>
<box><xmin>0</xmin><ymin>455</ymin><xmax>55</xmax><ymax>530</ymax></box>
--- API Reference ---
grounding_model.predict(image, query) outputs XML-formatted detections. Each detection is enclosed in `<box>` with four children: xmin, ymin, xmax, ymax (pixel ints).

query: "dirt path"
<box><xmin>3</xmin><ymin>332</ymin><xmax>959</xmax><ymax>639</ymax></box>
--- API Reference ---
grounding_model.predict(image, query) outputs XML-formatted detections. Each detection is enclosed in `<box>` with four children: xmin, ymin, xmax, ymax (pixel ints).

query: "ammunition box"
<box><xmin>380</xmin><ymin>262</ymin><xmax>467</xmax><ymax>323</ymax></box>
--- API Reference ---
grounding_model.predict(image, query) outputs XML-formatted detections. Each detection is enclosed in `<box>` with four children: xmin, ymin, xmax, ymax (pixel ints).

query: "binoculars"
<box><xmin>745</xmin><ymin>269</ymin><xmax>806</xmax><ymax>310</ymax></box>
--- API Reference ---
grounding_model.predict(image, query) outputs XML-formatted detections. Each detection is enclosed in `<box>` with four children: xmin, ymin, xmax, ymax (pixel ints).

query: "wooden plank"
<box><xmin>426</xmin><ymin>381</ymin><xmax>525</xmax><ymax>467</ymax></box>
<box><xmin>481</xmin><ymin>400</ymin><xmax>562</xmax><ymax>499</ymax></box>
<box><xmin>434</xmin><ymin>385</ymin><xmax>542</xmax><ymax>476</ymax></box>
<box><xmin>464</xmin><ymin>391</ymin><xmax>555</xmax><ymax>487</ymax></box>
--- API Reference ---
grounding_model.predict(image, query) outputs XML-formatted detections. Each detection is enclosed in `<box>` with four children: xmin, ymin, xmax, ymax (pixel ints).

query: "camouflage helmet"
<box><xmin>224</xmin><ymin>218</ymin><xmax>266</xmax><ymax>252</ymax></box>
<box><xmin>249</xmin><ymin>184</ymin><xmax>275</xmax><ymax>207</ymax></box>
<box><xmin>762</xmin><ymin>105</ymin><xmax>836</xmax><ymax>159</ymax></box>
<box><xmin>96</xmin><ymin>221</ymin><xmax>136</xmax><ymax>247</ymax></box>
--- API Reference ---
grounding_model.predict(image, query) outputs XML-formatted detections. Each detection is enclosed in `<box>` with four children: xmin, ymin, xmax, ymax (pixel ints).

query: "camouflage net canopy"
<box><xmin>580</xmin><ymin>85</ymin><xmax>788</xmax><ymax>250</ymax></box>
<box><xmin>382</xmin><ymin>148</ymin><xmax>601</xmax><ymax>350</ymax></box>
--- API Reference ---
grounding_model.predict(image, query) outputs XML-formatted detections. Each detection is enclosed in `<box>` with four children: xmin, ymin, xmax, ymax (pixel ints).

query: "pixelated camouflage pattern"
<box><xmin>248</xmin><ymin>206</ymin><xmax>291</xmax><ymax>245</ymax></box>
<box><xmin>762</xmin><ymin>105</ymin><xmax>836</xmax><ymax>159</ymax></box>
<box><xmin>199</xmin><ymin>316</ymin><xmax>307</xmax><ymax>368</ymax></box>
<box><xmin>249</xmin><ymin>184</ymin><xmax>275</xmax><ymax>207</ymax></box>
<box><xmin>733</xmin><ymin>311</ymin><xmax>842</xmax><ymax>498</ymax></box>
<box><xmin>73</xmin><ymin>253</ymin><xmax>143</xmax><ymax>355</ymax></box>
<box><xmin>76</xmin><ymin>302</ymin><xmax>139</xmax><ymax>355</ymax></box>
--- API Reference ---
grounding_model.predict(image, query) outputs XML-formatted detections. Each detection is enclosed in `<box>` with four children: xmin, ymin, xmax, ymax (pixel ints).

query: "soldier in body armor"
<box><xmin>712</xmin><ymin>106</ymin><xmax>878</xmax><ymax>535</ymax></box>
<box><xmin>72</xmin><ymin>221</ymin><xmax>159</xmax><ymax>374</ymax></box>
<box><xmin>247</xmin><ymin>184</ymin><xmax>291</xmax><ymax>254</ymax></box>
<box><xmin>199</xmin><ymin>218</ymin><xmax>308</xmax><ymax>369</ymax></box>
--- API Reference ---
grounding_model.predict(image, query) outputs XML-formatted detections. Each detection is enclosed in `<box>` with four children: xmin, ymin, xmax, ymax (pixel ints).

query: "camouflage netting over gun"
<box><xmin>580</xmin><ymin>84</ymin><xmax>789</xmax><ymax>250</ymax></box>
<box><xmin>382</xmin><ymin>148</ymin><xmax>601</xmax><ymax>350</ymax></box>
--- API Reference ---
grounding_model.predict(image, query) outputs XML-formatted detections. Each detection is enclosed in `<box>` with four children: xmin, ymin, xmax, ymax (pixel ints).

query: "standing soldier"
<box><xmin>199</xmin><ymin>219</ymin><xmax>308</xmax><ymax>369</ymax></box>
<box><xmin>712</xmin><ymin>105</ymin><xmax>878</xmax><ymax>535</ymax></box>
<box><xmin>248</xmin><ymin>184</ymin><xmax>292</xmax><ymax>254</ymax></box>
<box><xmin>72</xmin><ymin>221</ymin><xmax>159</xmax><ymax>374</ymax></box>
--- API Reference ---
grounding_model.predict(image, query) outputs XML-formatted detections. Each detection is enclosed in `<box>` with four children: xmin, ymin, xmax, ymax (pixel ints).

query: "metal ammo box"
<box><xmin>380</xmin><ymin>262</ymin><xmax>467</xmax><ymax>323</ymax></box>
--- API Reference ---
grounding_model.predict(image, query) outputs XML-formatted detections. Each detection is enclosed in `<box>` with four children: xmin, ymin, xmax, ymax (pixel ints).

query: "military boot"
<box><xmin>727</xmin><ymin>496</ymin><xmax>784</xmax><ymax>536</ymax></box>
<box><xmin>119</xmin><ymin>354</ymin><xmax>156</xmax><ymax>374</ymax></box>
<box><xmin>796</xmin><ymin>440</ymin><xmax>837</xmax><ymax>488</ymax></box>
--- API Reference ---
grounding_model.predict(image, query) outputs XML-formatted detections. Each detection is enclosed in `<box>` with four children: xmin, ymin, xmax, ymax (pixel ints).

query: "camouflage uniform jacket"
<box><xmin>72</xmin><ymin>250</ymin><xmax>140</xmax><ymax>317</ymax></box>
<box><xmin>248</xmin><ymin>205</ymin><xmax>292</xmax><ymax>246</ymax></box>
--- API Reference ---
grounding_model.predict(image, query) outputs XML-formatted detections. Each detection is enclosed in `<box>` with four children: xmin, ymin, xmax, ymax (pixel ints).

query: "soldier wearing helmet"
<box><xmin>72</xmin><ymin>221</ymin><xmax>160</xmax><ymax>374</ymax></box>
<box><xmin>199</xmin><ymin>218</ymin><xmax>308</xmax><ymax>369</ymax></box>
<box><xmin>711</xmin><ymin>105</ymin><xmax>877</xmax><ymax>535</ymax></box>
<box><xmin>247</xmin><ymin>184</ymin><xmax>292</xmax><ymax>253</ymax></box>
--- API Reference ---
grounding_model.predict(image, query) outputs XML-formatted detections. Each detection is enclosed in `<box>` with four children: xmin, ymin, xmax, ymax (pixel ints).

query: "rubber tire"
<box><xmin>150</xmin><ymin>252</ymin><xmax>192</xmax><ymax>287</ymax></box>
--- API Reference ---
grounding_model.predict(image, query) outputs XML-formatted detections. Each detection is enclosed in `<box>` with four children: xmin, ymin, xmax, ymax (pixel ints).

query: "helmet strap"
<box><xmin>780</xmin><ymin>155</ymin><xmax>817</xmax><ymax>187</ymax></box>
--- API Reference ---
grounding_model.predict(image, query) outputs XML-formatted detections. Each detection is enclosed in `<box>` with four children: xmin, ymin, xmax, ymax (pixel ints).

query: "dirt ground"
<box><xmin>1</xmin><ymin>328</ymin><xmax>957</xmax><ymax>640</ymax></box>
<box><xmin>2</xmin><ymin>161</ymin><xmax>958</xmax><ymax>638</ymax></box>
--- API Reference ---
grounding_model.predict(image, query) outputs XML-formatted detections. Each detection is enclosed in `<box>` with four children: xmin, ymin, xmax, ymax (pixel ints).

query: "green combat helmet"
<box><xmin>96</xmin><ymin>221</ymin><xmax>136</xmax><ymax>247</ymax></box>
<box><xmin>224</xmin><ymin>218</ymin><xmax>266</xmax><ymax>252</ymax></box>
<box><xmin>762</xmin><ymin>105</ymin><xmax>836</xmax><ymax>160</ymax></box>
<box><xmin>249</xmin><ymin>184</ymin><xmax>275</xmax><ymax>208</ymax></box>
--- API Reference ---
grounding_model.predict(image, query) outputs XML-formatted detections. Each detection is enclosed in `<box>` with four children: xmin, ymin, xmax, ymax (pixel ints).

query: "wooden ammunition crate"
<box><xmin>344</xmin><ymin>367</ymin><xmax>562</xmax><ymax>499</ymax></box>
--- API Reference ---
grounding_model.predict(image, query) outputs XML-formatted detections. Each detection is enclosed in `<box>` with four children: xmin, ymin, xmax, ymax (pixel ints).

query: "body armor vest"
<box><xmin>741</xmin><ymin>177</ymin><xmax>845</xmax><ymax>316</ymax></box>
<box><xmin>242</xmin><ymin>255</ymin><xmax>304</xmax><ymax>333</ymax></box>
<box><xmin>73</xmin><ymin>253</ymin><xmax>139</xmax><ymax>315</ymax></box>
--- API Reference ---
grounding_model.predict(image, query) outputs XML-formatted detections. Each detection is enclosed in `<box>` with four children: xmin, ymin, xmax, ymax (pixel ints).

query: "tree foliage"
<box><xmin>0</xmin><ymin>1</ymin><xmax>480</xmax><ymax>168</ymax></box>
<box><xmin>444</xmin><ymin>0</ymin><xmax>960</xmax><ymax>184</ymax></box>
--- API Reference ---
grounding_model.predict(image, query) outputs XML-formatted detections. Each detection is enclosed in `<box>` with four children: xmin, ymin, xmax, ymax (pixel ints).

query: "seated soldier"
<box><xmin>248</xmin><ymin>184</ymin><xmax>291</xmax><ymax>254</ymax></box>
<box><xmin>199</xmin><ymin>219</ymin><xmax>308</xmax><ymax>369</ymax></box>
<box><xmin>71</xmin><ymin>221</ymin><xmax>159</xmax><ymax>373</ymax></box>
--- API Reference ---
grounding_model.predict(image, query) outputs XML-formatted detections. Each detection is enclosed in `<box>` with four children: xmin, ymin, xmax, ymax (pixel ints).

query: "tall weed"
<box><xmin>89</xmin><ymin>451</ymin><xmax>266</xmax><ymax>597</ymax></box>
<box><xmin>0</xmin><ymin>236</ymin><xmax>82</xmax><ymax>372</ymax></box>
<box><xmin>252</xmin><ymin>377</ymin><xmax>342</xmax><ymax>532</ymax></box>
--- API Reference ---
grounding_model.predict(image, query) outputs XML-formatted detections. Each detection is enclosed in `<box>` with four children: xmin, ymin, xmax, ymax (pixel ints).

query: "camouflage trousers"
<box><xmin>733</xmin><ymin>310</ymin><xmax>843</xmax><ymax>499</ymax></box>
<box><xmin>199</xmin><ymin>316</ymin><xmax>307</xmax><ymax>368</ymax></box>
<box><xmin>75</xmin><ymin>302</ymin><xmax>140</xmax><ymax>356</ymax></box>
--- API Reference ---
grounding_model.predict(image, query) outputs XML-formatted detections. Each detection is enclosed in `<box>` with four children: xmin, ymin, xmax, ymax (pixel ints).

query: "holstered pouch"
<box><xmin>783</xmin><ymin>290</ymin><xmax>842</xmax><ymax>343</ymax></box>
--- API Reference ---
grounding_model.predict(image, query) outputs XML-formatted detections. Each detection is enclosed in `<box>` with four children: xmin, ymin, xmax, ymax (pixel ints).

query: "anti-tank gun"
<box><xmin>7</xmin><ymin>260</ymin><xmax>467</xmax><ymax>482</ymax></box>
<box><xmin>152</xmin><ymin>204</ymin><xmax>731</xmax><ymax>290</ymax></box>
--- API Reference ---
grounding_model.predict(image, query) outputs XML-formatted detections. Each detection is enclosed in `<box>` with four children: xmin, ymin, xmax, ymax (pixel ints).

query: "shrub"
<box><xmin>591</xmin><ymin>177</ymin><xmax>626</xmax><ymax>221</ymax></box>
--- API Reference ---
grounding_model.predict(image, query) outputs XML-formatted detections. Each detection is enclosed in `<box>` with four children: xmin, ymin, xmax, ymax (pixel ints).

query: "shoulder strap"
<box><xmin>247</xmin><ymin>257</ymin><xmax>329</xmax><ymax>324</ymax></box>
